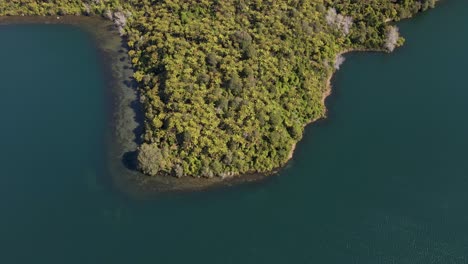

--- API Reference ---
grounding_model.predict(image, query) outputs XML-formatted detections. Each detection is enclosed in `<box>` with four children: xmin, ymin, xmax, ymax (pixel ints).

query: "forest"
<box><xmin>0</xmin><ymin>0</ymin><xmax>437</xmax><ymax>178</ymax></box>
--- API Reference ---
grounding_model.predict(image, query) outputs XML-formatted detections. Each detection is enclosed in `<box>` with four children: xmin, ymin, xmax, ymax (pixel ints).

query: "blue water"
<box><xmin>1</xmin><ymin>1</ymin><xmax>468</xmax><ymax>263</ymax></box>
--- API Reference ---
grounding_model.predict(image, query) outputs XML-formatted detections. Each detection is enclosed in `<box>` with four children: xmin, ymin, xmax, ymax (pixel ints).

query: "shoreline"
<box><xmin>286</xmin><ymin>48</ymin><xmax>378</xmax><ymax>161</ymax></box>
<box><xmin>0</xmin><ymin>16</ymin><xmax>386</xmax><ymax>198</ymax></box>
<box><xmin>117</xmin><ymin>49</ymin><xmax>375</xmax><ymax>199</ymax></box>
<box><xmin>0</xmin><ymin>16</ymin><xmax>148</xmax><ymax>197</ymax></box>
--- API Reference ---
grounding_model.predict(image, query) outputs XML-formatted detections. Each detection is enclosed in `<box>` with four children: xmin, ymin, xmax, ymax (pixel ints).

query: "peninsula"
<box><xmin>0</xmin><ymin>0</ymin><xmax>437</xmax><ymax>183</ymax></box>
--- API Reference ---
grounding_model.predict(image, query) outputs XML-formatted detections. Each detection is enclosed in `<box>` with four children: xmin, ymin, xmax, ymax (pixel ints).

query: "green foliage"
<box><xmin>0</xmin><ymin>0</ymin><xmax>437</xmax><ymax>178</ymax></box>
<box><xmin>137</xmin><ymin>143</ymin><xmax>170</xmax><ymax>176</ymax></box>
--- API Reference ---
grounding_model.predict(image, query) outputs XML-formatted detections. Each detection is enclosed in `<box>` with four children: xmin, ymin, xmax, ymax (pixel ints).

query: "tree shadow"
<box><xmin>118</xmin><ymin>38</ymin><xmax>144</xmax><ymax>171</ymax></box>
<box><xmin>122</xmin><ymin>150</ymin><xmax>139</xmax><ymax>171</ymax></box>
<box><xmin>122</xmin><ymin>77</ymin><xmax>144</xmax><ymax>146</ymax></box>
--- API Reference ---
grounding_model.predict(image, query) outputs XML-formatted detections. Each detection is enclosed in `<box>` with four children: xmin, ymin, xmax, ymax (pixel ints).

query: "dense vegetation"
<box><xmin>0</xmin><ymin>0</ymin><xmax>437</xmax><ymax>178</ymax></box>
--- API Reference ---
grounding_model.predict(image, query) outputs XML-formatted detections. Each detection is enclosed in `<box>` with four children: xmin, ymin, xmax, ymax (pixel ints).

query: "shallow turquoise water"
<box><xmin>1</xmin><ymin>1</ymin><xmax>468</xmax><ymax>263</ymax></box>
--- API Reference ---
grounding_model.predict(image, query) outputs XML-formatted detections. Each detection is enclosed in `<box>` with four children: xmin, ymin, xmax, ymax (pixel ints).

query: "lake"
<box><xmin>1</xmin><ymin>0</ymin><xmax>468</xmax><ymax>263</ymax></box>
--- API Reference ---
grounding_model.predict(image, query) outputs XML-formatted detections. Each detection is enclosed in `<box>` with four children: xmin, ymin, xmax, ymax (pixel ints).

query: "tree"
<box><xmin>137</xmin><ymin>143</ymin><xmax>167</xmax><ymax>176</ymax></box>
<box><xmin>385</xmin><ymin>26</ymin><xmax>400</xmax><ymax>52</ymax></box>
<box><xmin>334</xmin><ymin>54</ymin><xmax>346</xmax><ymax>70</ymax></box>
<box><xmin>227</xmin><ymin>73</ymin><xmax>243</xmax><ymax>95</ymax></box>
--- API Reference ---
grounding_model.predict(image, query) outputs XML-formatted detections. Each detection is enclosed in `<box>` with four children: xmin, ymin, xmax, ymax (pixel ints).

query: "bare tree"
<box><xmin>385</xmin><ymin>26</ymin><xmax>400</xmax><ymax>52</ymax></box>
<box><xmin>326</xmin><ymin>8</ymin><xmax>337</xmax><ymax>25</ymax></box>
<box><xmin>326</xmin><ymin>8</ymin><xmax>353</xmax><ymax>36</ymax></box>
<box><xmin>173</xmin><ymin>164</ymin><xmax>184</xmax><ymax>178</ymax></box>
<box><xmin>82</xmin><ymin>3</ymin><xmax>91</xmax><ymax>15</ymax></box>
<box><xmin>334</xmin><ymin>54</ymin><xmax>346</xmax><ymax>70</ymax></box>
<box><xmin>341</xmin><ymin>16</ymin><xmax>353</xmax><ymax>35</ymax></box>
<box><xmin>103</xmin><ymin>9</ymin><xmax>113</xmax><ymax>20</ymax></box>
<box><xmin>113</xmin><ymin>12</ymin><xmax>128</xmax><ymax>36</ymax></box>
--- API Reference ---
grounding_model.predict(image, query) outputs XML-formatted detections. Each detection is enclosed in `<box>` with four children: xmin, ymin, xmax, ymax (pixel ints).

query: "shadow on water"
<box><xmin>122</xmin><ymin>150</ymin><xmax>139</xmax><ymax>171</ymax></box>
<box><xmin>93</xmin><ymin>26</ymin><xmax>144</xmax><ymax>172</ymax></box>
<box><xmin>80</xmin><ymin>20</ymin><xmax>144</xmax><ymax>196</ymax></box>
<box><xmin>122</xmin><ymin>79</ymin><xmax>144</xmax><ymax>145</ymax></box>
<box><xmin>118</xmin><ymin>38</ymin><xmax>144</xmax><ymax>171</ymax></box>
<box><xmin>31</xmin><ymin>16</ymin><xmax>148</xmax><ymax>198</ymax></box>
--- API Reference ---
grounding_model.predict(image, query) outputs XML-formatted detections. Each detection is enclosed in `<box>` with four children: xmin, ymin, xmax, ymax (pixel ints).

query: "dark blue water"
<box><xmin>1</xmin><ymin>1</ymin><xmax>468</xmax><ymax>263</ymax></box>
